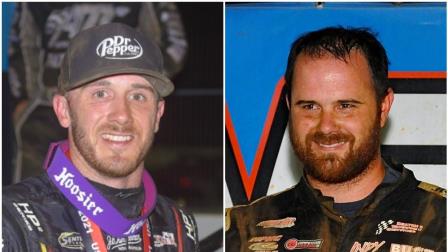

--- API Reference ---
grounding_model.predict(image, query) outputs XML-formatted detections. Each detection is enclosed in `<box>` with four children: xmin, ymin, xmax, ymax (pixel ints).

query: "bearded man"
<box><xmin>3</xmin><ymin>23</ymin><xmax>199</xmax><ymax>251</ymax></box>
<box><xmin>225</xmin><ymin>27</ymin><xmax>446</xmax><ymax>252</ymax></box>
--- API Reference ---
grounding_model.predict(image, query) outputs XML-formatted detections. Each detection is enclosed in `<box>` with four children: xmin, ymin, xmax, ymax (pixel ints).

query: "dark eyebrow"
<box><xmin>295</xmin><ymin>99</ymin><xmax>364</xmax><ymax>106</ymax></box>
<box><xmin>84</xmin><ymin>81</ymin><xmax>155</xmax><ymax>93</ymax></box>
<box><xmin>295</xmin><ymin>100</ymin><xmax>316</xmax><ymax>106</ymax></box>
<box><xmin>338</xmin><ymin>99</ymin><xmax>363</xmax><ymax>104</ymax></box>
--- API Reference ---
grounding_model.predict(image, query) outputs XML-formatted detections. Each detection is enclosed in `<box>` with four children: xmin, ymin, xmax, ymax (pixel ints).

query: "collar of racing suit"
<box><xmin>88</xmin><ymin>179</ymin><xmax>145</xmax><ymax>219</ymax></box>
<box><xmin>301</xmin><ymin>158</ymin><xmax>416</xmax><ymax>220</ymax></box>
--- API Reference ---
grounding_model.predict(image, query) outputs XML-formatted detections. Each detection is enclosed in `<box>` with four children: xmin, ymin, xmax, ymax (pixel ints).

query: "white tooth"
<box><xmin>320</xmin><ymin>142</ymin><xmax>344</xmax><ymax>148</ymax></box>
<box><xmin>102</xmin><ymin>134</ymin><xmax>132</xmax><ymax>142</ymax></box>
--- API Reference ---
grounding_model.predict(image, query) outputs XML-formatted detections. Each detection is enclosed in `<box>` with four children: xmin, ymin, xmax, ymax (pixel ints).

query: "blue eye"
<box><xmin>131</xmin><ymin>93</ymin><xmax>147</xmax><ymax>101</ymax></box>
<box><xmin>93</xmin><ymin>90</ymin><xmax>108</xmax><ymax>98</ymax></box>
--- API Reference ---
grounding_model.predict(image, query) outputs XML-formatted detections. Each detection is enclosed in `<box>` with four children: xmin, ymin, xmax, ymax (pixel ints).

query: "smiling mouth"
<box><xmin>102</xmin><ymin>134</ymin><xmax>133</xmax><ymax>142</ymax></box>
<box><xmin>317</xmin><ymin>142</ymin><xmax>346</xmax><ymax>149</ymax></box>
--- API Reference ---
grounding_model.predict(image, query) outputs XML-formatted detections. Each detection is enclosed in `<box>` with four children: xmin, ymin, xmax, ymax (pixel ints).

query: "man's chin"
<box><xmin>305</xmin><ymin>158</ymin><xmax>368</xmax><ymax>184</ymax></box>
<box><xmin>93</xmin><ymin>162</ymin><xmax>136</xmax><ymax>178</ymax></box>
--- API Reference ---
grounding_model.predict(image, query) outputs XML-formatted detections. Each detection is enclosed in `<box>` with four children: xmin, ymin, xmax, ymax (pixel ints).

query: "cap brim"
<box><xmin>67</xmin><ymin>67</ymin><xmax>174</xmax><ymax>97</ymax></box>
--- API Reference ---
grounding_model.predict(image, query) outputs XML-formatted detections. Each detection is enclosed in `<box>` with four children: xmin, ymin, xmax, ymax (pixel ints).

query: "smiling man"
<box><xmin>3</xmin><ymin>23</ymin><xmax>199</xmax><ymax>251</ymax></box>
<box><xmin>226</xmin><ymin>27</ymin><xmax>446</xmax><ymax>251</ymax></box>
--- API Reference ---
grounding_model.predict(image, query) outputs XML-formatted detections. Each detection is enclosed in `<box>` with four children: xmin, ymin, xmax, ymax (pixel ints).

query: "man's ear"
<box><xmin>380</xmin><ymin>88</ymin><xmax>394</xmax><ymax>128</ymax></box>
<box><xmin>53</xmin><ymin>94</ymin><xmax>71</xmax><ymax>128</ymax></box>
<box><xmin>153</xmin><ymin>100</ymin><xmax>165</xmax><ymax>133</ymax></box>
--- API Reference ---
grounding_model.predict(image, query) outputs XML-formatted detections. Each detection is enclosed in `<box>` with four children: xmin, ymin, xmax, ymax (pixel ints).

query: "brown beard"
<box><xmin>68</xmin><ymin>105</ymin><xmax>151</xmax><ymax>178</ymax></box>
<box><xmin>289</xmin><ymin>112</ymin><xmax>381</xmax><ymax>184</ymax></box>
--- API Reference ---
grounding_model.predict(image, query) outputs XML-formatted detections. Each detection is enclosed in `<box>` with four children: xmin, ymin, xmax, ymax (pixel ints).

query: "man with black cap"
<box><xmin>3</xmin><ymin>23</ymin><xmax>199</xmax><ymax>251</ymax></box>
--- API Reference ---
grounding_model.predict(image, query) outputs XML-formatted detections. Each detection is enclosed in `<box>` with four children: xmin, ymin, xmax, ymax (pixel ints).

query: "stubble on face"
<box><xmin>289</xmin><ymin>110</ymin><xmax>381</xmax><ymax>184</ymax></box>
<box><xmin>68</xmin><ymin>102</ymin><xmax>153</xmax><ymax>178</ymax></box>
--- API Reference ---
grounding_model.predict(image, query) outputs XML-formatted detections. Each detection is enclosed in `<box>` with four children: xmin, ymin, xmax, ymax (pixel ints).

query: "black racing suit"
<box><xmin>226</xmin><ymin>160</ymin><xmax>446</xmax><ymax>251</ymax></box>
<box><xmin>3</xmin><ymin>173</ymin><xmax>199</xmax><ymax>251</ymax></box>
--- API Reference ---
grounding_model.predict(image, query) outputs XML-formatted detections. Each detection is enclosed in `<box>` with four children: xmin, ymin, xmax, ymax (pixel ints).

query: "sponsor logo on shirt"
<box><xmin>350</xmin><ymin>241</ymin><xmax>385</xmax><ymax>252</ymax></box>
<box><xmin>418</xmin><ymin>182</ymin><xmax>446</xmax><ymax>198</ymax></box>
<box><xmin>96</xmin><ymin>35</ymin><xmax>143</xmax><ymax>60</ymax></box>
<box><xmin>249</xmin><ymin>235</ymin><xmax>283</xmax><ymax>243</ymax></box>
<box><xmin>153</xmin><ymin>232</ymin><xmax>177</xmax><ymax>248</ymax></box>
<box><xmin>225</xmin><ymin>208</ymin><xmax>231</xmax><ymax>232</ymax></box>
<box><xmin>106</xmin><ymin>234</ymin><xmax>142</xmax><ymax>251</ymax></box>
<box><xmin>257</xmin><ymin>217</ymin><xmax>296</xmax><ymax>229</ymax></box>
<box><xmin>58</xmin><ymin>232</ymin><xmax>84</xmax><ymax>250</ymax></box>
<box><xmin>390</xmin><ymin>243</ymin><xmax>434</xmax><ymax>252</ymax></box>
<box><xmin>376</xmin><ymin>219</ymin><xmax>423</xmax><ymax>235</ymax></box>
<box><xmin>123</xmin><ymin>219</ymin><xmax>146</xmax><ymax>236</ymax></box>
<box><xmin>248</xmin><ymin>242</ymin><xmax>278</xmax><ymax>251</ymax></box>
<box><xmin>54</xmin><ymin>167</ymin><xmax>104</xmax><ymax>216</ymax></box>
<box><xmin>284</xmin><ymin>238</ymin><xmax>323</xmax><ymax>250</ymax></box>
<box><xmin>179</xmin><ymin>209</ymin><xmax>197</xmax><ymax>243</ymax></box>
<box><xmin>13</xmin><ymin>202</ymin><xmax>44</xmax><ymax>232</ymax></box>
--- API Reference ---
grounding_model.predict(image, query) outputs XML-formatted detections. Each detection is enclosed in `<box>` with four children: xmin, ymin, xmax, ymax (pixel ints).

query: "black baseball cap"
<box><xmin>58</xmin><ymin>23</ymin><xmax>174</xmax><ymax>97</ymax></box>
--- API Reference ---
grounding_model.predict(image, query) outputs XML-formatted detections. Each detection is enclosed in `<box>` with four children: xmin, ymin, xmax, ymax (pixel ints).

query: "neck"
<box><xmin>307</xmin><ymin>154</ymin><xmax>385</xmax><ymax>203</ymax></box>
<box><xmin>69</xmin><ymin>142</ymin><xmax>144</xmax><ymax>189</ymax></box>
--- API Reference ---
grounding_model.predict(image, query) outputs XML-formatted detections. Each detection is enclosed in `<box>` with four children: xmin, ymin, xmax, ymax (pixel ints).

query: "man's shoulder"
<box><xmin>415</xmin><ymin>181</ymin><xmax>446</xmax><ymax>198</ymax></box>
<box><xmin>3</xmin><ymin>174</ymin><xmax>56</xmax><ymax>203</ymax></box>
<box><xmin>228</xmin><ymin>183</ymin><xmax>299</xmax><ymax>213</ymax></box>
<box><xmin>400</xmin><ymin>166</ymin><xmax>446</xmax><ymax>200</ymax></box>
<box><xmin>151</xmin><ymin>194</ymin><xmax>197</xmax><ymax>226</ymax></box>
<box><xmin>399</xmin><ymin>169</ymin><xmax>446</xmax><ymax>214</ymax></box>
<box><xmin>154</xmin><ymin>194</ymin><xmax>191</xmax><ymax>213</ymax></box>
<box><xmin>151</xmin><ymin>194</ymin><xmax>199</xmax><ymax>249</ymax></box>
<box><xmin>225</xmin><ymin>184</ymin><xmax>300</xmax><ymax>235</ymax></box>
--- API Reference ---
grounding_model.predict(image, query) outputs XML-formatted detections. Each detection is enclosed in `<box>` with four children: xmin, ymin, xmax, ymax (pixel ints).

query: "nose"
<box><xmin>317</xmin><ymin>109</ymin><xmax>339</xmax><ymax>134</ymax></box>
<box><xmin>108</xmin><ymin>96</ymin><xmax>132</xmax><ymax>125</ymax></box>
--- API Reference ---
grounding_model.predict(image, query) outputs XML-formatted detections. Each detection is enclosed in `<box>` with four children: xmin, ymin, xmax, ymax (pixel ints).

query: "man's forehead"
<box><xmin>85</xmin><ymin>75</ymin><xmax>155</xmax><ymax>89</ymax></box>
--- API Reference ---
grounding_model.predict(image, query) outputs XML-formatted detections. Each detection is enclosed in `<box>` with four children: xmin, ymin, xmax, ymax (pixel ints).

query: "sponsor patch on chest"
<box><xmin>390</xmin><ymin>243</ymin><xmax>434</xmax><ymax>252</ymax></box>
<box><xmin>257</xmin><ymin>217</ymin><xmax>296</xmax><ymax>229</ymax></box>
<box><xmin>58</xmin><ymin>232</ymin><xmax>84</xmax><ymax>250</ymax></box>
<box><xmin>376</xmin><ymin>219</ymin><xmax>423</xmax><ymax>235</ymax></box>
<box><xmin>284</xmin><ymin>238</ymin><xmax>323</xmax><ymax>250</ymax></box>
<box><xmin>350</xmin><ymin>241</ymin><xmax>385</xmax><ymax>252</ymax></box>
<box><xmin>248</xmin><ymin>242</ymin><xmax>278</xmax><ymax>251</ymax></box>
<box><xmin>153</xmin><ymin>232</ymin><xmax>177</xmax><ymax>248</ymax></box>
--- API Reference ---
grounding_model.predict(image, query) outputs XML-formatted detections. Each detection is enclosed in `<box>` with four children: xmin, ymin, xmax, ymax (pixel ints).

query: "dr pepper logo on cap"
<box><xmin>96</xmin><ymin>35</ymin><xmax>143</xmax><ymax>60</ymax></box>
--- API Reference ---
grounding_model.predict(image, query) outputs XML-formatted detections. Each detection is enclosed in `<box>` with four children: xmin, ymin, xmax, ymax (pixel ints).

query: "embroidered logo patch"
<box><xmin>350</xmin><ymin>241</ymin><xmax>385</xmax><ymax>252</ymax></box>
<box><xmin>58</xmin><ymin>232</ymin><xmax>84</xmax><ymax>250</ymax></box>
<box><xmin>248</xmin><ymin>242</ymin><xmax>278</xmax><ymax>251</ymax></box>
<box><xmin>13</xmin><ymin>202</ymin><xmax>44</xmax><ymax>232</ymax></box>
<box><xmin>180</xmin><ymin>209</ymin><xmax>197</xmax><ymax>243</ymax></box>
<box><xmin>418</xmin><ymin>182</ymin><xmax>446</xmax><ymax>198</ymax></box>
<box><xmin>390</xmin><ymin>243</ymin><xmax>434</xmax><ymax>252</ymax></box>
<box><xmin>376</xmin><ymin>220</ymin><xmax>394</xmax><ymax>235</ymax></box>
<box><xmin>284</xmin><ymin>239</ymin><xmax>323</xmax><ymax>250</ymax></box>
<box><xmin>249</xmin><ymin>235</ymin><xmax>283</xmax><ymax>243</ymax></box>
<box><xmin>257</xmin><ymin>217</ymin><xmax>296</xmax><ymax>229</ymax></box>
<box><xmin>376</xmin><ymin>220</ymin><xmax>423</xmax><ymax>235</ymax></box>
<box><xmin>106</xmin><ymin>234</ymin><xmax>141</xmax><ymax>251</ymax></box>
<box><xmin>96</xmin><ymin>35</ymin><xmax>143</xmax><ymax>60</ymax></box>
<box><xmin>153</xmin><ymin>232</ymin><xmax>177</xmax><ymax>248</ymax></box>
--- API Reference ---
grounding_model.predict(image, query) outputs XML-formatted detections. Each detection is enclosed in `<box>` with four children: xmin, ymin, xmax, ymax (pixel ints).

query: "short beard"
<box><xmin>68</xmin><ymin>106</ymin><xmax>151</xmax><ymax>178</ymax></box>
<box><xmin>289</xmin><ymin>112</ymin><xmax>381</xmax><ymax>184</ymax></box>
